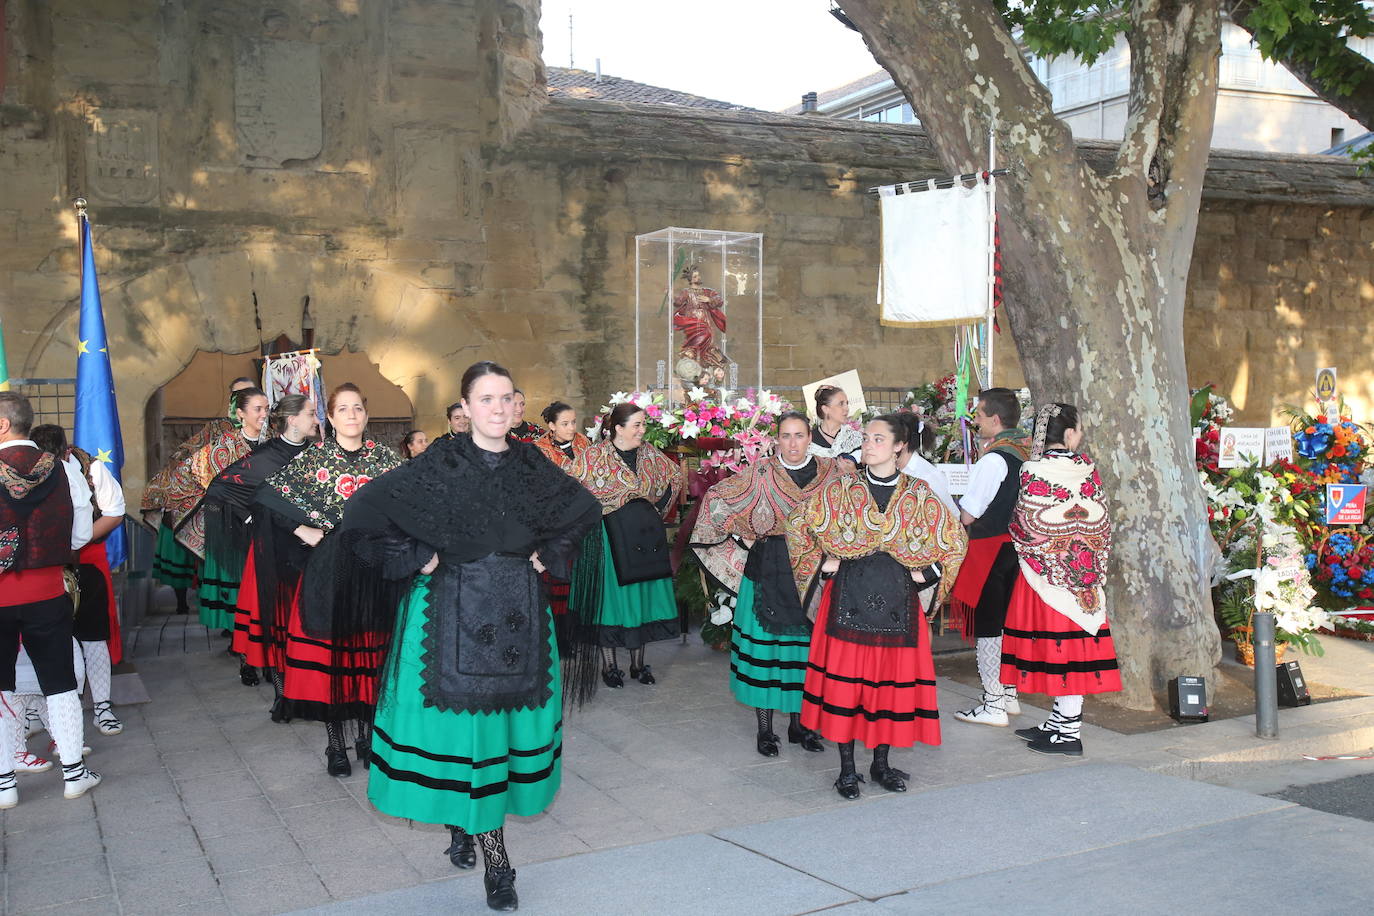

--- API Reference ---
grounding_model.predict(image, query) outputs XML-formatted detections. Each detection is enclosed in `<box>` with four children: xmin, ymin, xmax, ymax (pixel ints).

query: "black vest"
<box><xmin>967</xmin><ymin>450</ymin><xmax>1025</xmax><ymax>539</ymax></box>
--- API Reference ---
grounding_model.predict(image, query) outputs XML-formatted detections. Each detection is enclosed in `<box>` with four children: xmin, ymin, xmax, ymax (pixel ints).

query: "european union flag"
<box><xmin>74</xmin><ymin>214</ymin><xmax>127</xmax><ymax>570</ymax></box>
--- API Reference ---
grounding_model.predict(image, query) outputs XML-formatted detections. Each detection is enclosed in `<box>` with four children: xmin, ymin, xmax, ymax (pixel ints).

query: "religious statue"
<box><xmin>672</xmin><ymin>265</ymin><xmax>728</xmax><ymax>388</ymax></box>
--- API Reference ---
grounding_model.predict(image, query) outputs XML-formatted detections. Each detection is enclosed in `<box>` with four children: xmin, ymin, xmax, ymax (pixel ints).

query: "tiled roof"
<box><xmin>781</xmin><ymin>68</ymin><xmax>893</xmax><ymax>113</ymax></box>
<box><xmin>547</xmin><ymin>67</ymin><xmax>756</xmax><ymax>111</ymax></box>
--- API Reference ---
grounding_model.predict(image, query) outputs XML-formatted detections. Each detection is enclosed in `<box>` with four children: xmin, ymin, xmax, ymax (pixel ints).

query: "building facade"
<box><xmin>799</xmin><ymin>22</ymin><xmax>1368</xmax><ymax>154</ymax></box>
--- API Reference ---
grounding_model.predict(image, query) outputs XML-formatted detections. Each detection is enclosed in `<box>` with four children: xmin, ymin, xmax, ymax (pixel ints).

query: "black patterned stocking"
<box><xmin>270</xmin><ymin>667</ymin><xmax>285</xmax><ymax>698</ymax></box>
<box><xmin>755</xmin><ymin>707</ymin><xmax>774</xmax><ymax>736</ymax></box>
<box><xmin>600</xmin><ymin>647</ymin><xmax>618</xmax><ymax>672</ymax></box>
<box><xmin>629</xmin><ymin>646</ymin><xmax>646</xmax><ymax>670</ymax></box>
<box><xmin>838</xmin><ymin>740</ymin><xmax>856</xmax><ymax>777</ymax></box>
<box><xmin>477</xmin><ymin>827</ymin><xmax>511</xmax><ymax>873</ymax></box>
<box><xmin>325</xmin><ymin>721</ymin><xmax>346</xmax><ymax>753</ymax></box>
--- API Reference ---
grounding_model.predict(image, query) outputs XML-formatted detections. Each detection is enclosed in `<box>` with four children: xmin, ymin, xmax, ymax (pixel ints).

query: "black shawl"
<box><xmin>308</xmin><ymin>434</ymin><xmax>601</xmax><ymax>712</ymax></box>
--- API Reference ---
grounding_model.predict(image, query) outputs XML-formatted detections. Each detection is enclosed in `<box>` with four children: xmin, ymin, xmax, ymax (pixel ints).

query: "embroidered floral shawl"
<box><xmin>569</xmin><ymin>439</ymin><xmax>684</xmax><ymax>517</ymax></box>
<box><xmin>534</xmin><ymin>431</ymin><xmax>591</xmax><ymax>470</ymax></box>
<box><xmin>141</xmin><ymin>418</ymin><xmax>237</xmax><ymax>512</ymax></box>
<box><xmin>691</xmin><ymin>457</ymin><xmax>851</xmax><ymax>594</ymax></box>
<box><xmin>785</xmin><ymin>474</ymin><xmax>968</xmax><ymax>606</ymax></box>
<box><xmin>1009</xmin><ymin>453</ymin><xmax>1112</xmax><ymax>634</ymax></box>
<box><xmin>985</xmin><ymin>426</ymin><xmax>1032</xmax><ymax>461</ymax></box>
<box><xmin>261</xmin><ymin>437</ymin><xmax>401</xmax><ymax>532</ymax></box>
<box><xmin>142</xmin><ymin>420</ymin><xmax>253</xmax><ymax>557</ymax></box>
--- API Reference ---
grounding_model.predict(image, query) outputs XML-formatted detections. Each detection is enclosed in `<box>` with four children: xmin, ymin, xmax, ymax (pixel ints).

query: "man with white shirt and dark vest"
<box><xmin>0</xmin><ymin>392</ymin><xmax>102</xmax><ymax>807</ymax></box>
<box><xmin>949</xmin><ymin>388</ymin><xmax>1032</xmax><ymax>727</ymax></box>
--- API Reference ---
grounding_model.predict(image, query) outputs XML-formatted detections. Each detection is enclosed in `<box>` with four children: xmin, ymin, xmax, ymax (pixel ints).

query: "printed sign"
<box><xmin>1326</xmin><ymin>484</ymin><xmax>1368</xmax><ymax>526</ymax></box>
<box><xmin>1265</xmin><ymin>427</ymin><xmax>1294</xmax><ymax>464</ymax></box>
<box><xmin>1217</xmin><ymin>427</ymin><xmax>1264</xmax><ymax>468</ymax></box>
<box><xmin>937</xmin><ymin>463</ymin><xmax>971</xmax><ymax>496</ymax></box>
<box><xmin>1315</xmin><ymin>367</ymin><xmax>1338</xmax><ymax>405</ymax></box>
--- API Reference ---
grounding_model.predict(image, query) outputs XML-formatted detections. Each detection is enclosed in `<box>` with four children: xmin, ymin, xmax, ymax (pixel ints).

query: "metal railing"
<box><xmin>9</xmin><ymin>378</ymin><xmax>77</xmax><ymax>430</ymax></box>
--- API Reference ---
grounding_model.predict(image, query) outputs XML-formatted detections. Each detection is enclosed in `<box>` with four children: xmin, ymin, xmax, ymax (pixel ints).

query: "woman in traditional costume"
<box><xmin>507</xmin><ymin>390</ymin><xmax>545</xmax><ymax>443</ymax></box>
<box><xmin>256</xmin><ymin>383</ymin><xmax>400</xmax><ymax>775</ymax></box>
<box><xmin>186</xmin><ymin>388</ymin><xmax>270</xmax><ymax>644</ymax></box>
<box><xmin>787</xmin><ymin>414</ymin><xmax>967</xmax><ymax>799</ymax></box>
<box><xmin>533</xmin><ymin>401</ymin><xmax>591</xmax><ymax>470</ymax></box>
<box><xmin>691</xmin><ymin>411</ymin><xmax>852</xmax><ymax>757</ymax></box>
<box><xmin>568</xmin><ymin>403</ymin><xmax>685</xmax><ymax>687</ymax></box>
<box><xmin>807</xmin><ymin>385</ymin><xmax>862</xmax><ymax>464</ymax></box>
<box><xmin>325</xmin><ymin>361</ymin><xmax>600</xmax><ymax>912</ymax></box>
<box><xmin>533</xmin><ymin>402</ymin><xmax>591</xmax><ymax>621</ymax></box>
<box><xmin>141</xmin><ymin>377</ymin><xmax>257</xmax><ymax>613</ymax></box>
<box><xmin>1001</xmin><ymin>403</ymin><xmax>1120</xmax><ymax>756</ymax></box>
<box><xmin>399</xmin><ymin>429</ymin><xmax>429</xmax><ymax>459</ymax></box>
<box><xmin>434</xmin><ymin>401</ymin><xmax>470</xmax><ymax>442</ymax></box>
<box><xmin>212</xmin><ymin>396</ymin><xmax>318</xmax><ymax>703</ymax></box>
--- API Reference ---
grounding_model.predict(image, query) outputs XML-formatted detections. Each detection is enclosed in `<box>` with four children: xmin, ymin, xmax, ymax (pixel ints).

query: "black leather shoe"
<box><xmin>1027</xmin><ymin>732</ymin><xmax>1083</xmax><ymax>757</ymax></box>
<box><xmin>788</xmin><ymin>723</ymin><xmax>825</xmax><ymax>752</ymax></box>
<box><xmin>355</xmin><ymin>737</ymin><xmax>371</xmax><ymax>770</ymax></box>
<box><xmin>834</xmin><ymin>772</ymin><xmax>864</xmax><ymax>800</ymax></box>
<box><xmin>869</xmin><ymin>764</ymin><xmax>909</xmax><ymax>792</ymax></box>
<box><xmin>630</xmin><ymin>665</ymin><xmax>655</xmax><ymax>685</ymax></box>
<box><xmin>445</xmin><ymin>826</ymin><xmax>477</xmax><ymax>869</ymax></box>
<box><xmin>269</xmin><ymin>697</ymin><xmax>292</xmax><ymax>723</ymax></box>
<box><xmin>326</xmin><ymin>747</ymin><xmax>352</xmax><ymax>777</ymax></box>
<box><xmin>239</xmin><ymin>661</ymin><xmax>260</xmax><ymax>687</ymax></box>
<box><xmin>756</xmin><ymin>732</ymin><xmax>780</xmax><ymax>757</ymax></box>
<box><xmin>1014</xmin><ymin>724</ymin><xmax>1054</xmax><ymax>742</ymax></box>
<box><xmin>601</xmin><ymin>667</ymin><xmax>624</xmax><ymax>689</ymax></box>
<box><xmin>484</xmin><ymin>867</ymin><xmax>518</xmax><ymax>912</ymax></box>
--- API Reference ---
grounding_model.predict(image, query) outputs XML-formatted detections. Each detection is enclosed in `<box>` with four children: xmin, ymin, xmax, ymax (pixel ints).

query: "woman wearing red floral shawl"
<box><xmin>1000</xmin><ymin>403</ymin><xmax>1121</xmax><ymax>757</ymax></box>
<box><xmin>255</xmin><ymin>383</ymin><xmax>401</xmax><ymax>776</ymax></box>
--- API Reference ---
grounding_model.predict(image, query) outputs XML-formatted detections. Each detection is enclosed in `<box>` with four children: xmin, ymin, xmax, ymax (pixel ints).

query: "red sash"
<box><xmin>948</xmin><ymin>534</ymin><xmax>1011</xmax><ymax>641</ymax></box>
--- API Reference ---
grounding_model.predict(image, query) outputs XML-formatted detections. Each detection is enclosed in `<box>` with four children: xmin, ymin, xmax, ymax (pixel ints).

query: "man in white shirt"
<box><xmin>0</xmin><ymin>393</ymin><xmax>101</xmax><ymax>807</ymax></box>
<box><xmin>948</xmin><ymin>389</ymin><xmax>1032</xmax><ymax>727</ymax></box>
<box><xmin>33</xmin><ymin>424</ymin><xmax>128</xmax><ymax>739</ymax></box>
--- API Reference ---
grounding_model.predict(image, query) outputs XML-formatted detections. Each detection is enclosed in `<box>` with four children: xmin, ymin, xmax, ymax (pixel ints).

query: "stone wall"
<box><xmin>3</xmin><ymin>0</ymin><xmax>1373</xmax><ymax>504</ymax></box>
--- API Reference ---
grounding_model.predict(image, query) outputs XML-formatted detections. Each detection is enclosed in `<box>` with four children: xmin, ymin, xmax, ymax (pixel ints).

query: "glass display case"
<box><xmin>634</xmin><ymin>227</ymin><xmax>763</xmax><ymax>405</ymax></box>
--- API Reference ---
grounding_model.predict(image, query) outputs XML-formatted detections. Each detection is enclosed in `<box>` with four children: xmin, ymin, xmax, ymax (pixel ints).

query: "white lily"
<box><xmin>680</xmin><ymin>421</ymin><xmax>701</xmax><ymax>439</ymax></box>
<box><xmin>608</xmin><ymin>391</ymin><xmax>630</xmax><ymax>406</ymax></box>
<box><xmin>688</xmin><ymin>386</ymin><xmax>710</xmax><ymax>402</ymax></box>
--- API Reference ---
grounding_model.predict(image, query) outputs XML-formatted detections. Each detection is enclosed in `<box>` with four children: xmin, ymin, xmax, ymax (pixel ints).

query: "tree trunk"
<box><xmin>841</xmin><ymin>0</ymin><xmax>1224</xmax><ymax>707</ymax></box>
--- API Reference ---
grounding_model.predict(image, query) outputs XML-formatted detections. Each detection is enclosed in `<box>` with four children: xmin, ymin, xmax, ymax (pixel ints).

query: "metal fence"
<box><xmin>767</xmin><ymin>385</ymin><xmax>912</xmax><ymax>415</ymax></box>
<box><xmin>10</xmin><ymin>378</ymin><xmax>77</xmax><ymax>430</ymax></box>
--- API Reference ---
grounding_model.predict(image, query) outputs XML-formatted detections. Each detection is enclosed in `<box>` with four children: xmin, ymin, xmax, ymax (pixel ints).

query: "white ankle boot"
<box><xmin>954</xmin><ymin>691</ymin><xmax>1010</xmax><ymax>727</ymax></box>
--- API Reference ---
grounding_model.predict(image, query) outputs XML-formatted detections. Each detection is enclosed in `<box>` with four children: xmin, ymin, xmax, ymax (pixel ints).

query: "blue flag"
<box><xmin>74</xmin><ymin>215</ymin><xmax>127</xmax><ymax>570</ymax></box>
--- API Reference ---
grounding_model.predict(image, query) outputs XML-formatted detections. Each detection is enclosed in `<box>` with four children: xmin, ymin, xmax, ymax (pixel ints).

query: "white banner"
<box><xmin>878</xmin><ymin>181</ymin><xmax>991</xmax><ymax>327</ymax></box>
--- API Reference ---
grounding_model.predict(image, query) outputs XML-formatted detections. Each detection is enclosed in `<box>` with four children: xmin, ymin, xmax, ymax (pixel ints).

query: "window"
<box><xmin>1332</xmin><ymin>127</ymin><xmax>1347</xmax><ymax>147</ymax></box>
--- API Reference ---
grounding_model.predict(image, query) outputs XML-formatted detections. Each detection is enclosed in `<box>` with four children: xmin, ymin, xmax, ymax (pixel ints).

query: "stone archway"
<box><xmin>23</xmin><ymin>248</ymin><xmax>494</xmax><ymax>495</ymax></box>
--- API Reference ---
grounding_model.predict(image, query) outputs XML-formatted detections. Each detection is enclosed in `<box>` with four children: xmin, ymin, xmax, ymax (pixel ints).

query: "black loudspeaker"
<box><xmin>1276</xmin><ymin>660</ymin><xmax>1312</xmax><ymax>708</ymax></box>
<box><xmin>1168</xmin><ymin>676</ymin><xmax>1209</xmax><ymax>722</ymax></box>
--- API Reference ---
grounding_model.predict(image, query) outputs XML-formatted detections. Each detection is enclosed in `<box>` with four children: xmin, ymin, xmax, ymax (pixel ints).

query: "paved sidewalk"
<box><xmin>4</xmin><ymin>612</ymin><xmax>1374</xmax><ymax>914</ymax></box>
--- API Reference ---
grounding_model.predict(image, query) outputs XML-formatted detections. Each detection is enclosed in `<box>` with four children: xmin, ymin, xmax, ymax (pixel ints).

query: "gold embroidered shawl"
<box><xmin>534</xmin><ymin>431</ymin><xmax>591</xmax><ymax>470</ymax></box>
<box><xmin>569</xmin><ymin>440</ymin><xmax>684</xmax><ymax>517</ymax></box>
<box><xmin>785</xmin><ymin>474</ymin><xmax>968</xmax><ymax>606</ymax></box>
<box><xmin>691</xmin><ymin>457</ymin><xmax>852</xmax><ymax>594</ymax></box>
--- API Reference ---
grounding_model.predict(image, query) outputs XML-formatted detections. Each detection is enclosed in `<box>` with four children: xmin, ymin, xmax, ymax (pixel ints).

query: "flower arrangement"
<box><xmin>588</xmin><ymin>388</ymin><xmax>792</xmax><ymax>473</ymax></box>
<box><xmin>1191</xmin><ymin>384</ymin><xmax>1235</xmax><ymax>468</ymax></box>
<box><xmin>901</xmin><ymin>375</ymin><xmax>1031</xmax><ymax>462</ymax></box>
<box><xmin>1306</xmin><ymin>530</ymin><xmax>1374</xmax><ymax>604</ymax></box>
<box><xmin>1291</xmin><ymin>409</ymin><xmax>1369</xmax><ymax>484</ymax></box>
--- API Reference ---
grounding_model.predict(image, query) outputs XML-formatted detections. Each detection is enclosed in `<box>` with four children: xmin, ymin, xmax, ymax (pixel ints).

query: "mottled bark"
<box><xmin>841</xmin><ymin>0</ymin><xmax>1223</xmax><ymax>708</ymax></box>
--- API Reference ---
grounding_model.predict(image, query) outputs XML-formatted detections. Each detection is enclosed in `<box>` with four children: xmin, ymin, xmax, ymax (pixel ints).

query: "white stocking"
<box><xmin>0</xmin><ymin>691</ymin><xmax>20</xmax><ymax>773</ymax></box>
<box><xmin>45</xmin><ymin>690</ymin><xmax>86</xmax><ymax>767</ymax></box>
<box><xmin>80</xmin><ymin>641</ymin><xmax>113</xmax><ymax>705</ymax></box>
<box><xmin>1051</xmin><ymin>695</ymin><xmax>1084</xmax><ymax>739</ymax></box>
<box><xmin>975</xmin><ymin>636</ymin><xmax>1005</xmax><ymax>707</ymax></box>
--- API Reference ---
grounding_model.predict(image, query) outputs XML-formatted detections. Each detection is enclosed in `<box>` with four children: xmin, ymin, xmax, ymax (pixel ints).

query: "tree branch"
<box><xmin>1115</xmin><ymin>0</ymin><xmax>1170</xmax><ymax>178</ymax></box>
<box><xmin>1230</xmin><ymin>0</ymin><xmax>1374</xmax><ymax>132</ymax></box>
<box><xmin>839</xmin><ymin>0</ymin><xmax>1078</xmax><ymax>178</ymax></box>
